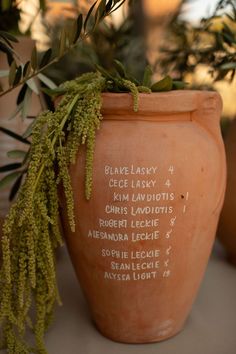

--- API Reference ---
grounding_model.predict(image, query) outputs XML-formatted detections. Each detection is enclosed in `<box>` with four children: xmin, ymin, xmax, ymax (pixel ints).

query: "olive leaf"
<box><xmin>142</xmin><ymin>65</ymin><xmax>153</xmax><ymax>88</ymax></box>
<box><xmin>37</xmin><ymin>73</ymin><xmax>57</xmax><ymax>89</ymax></box>
<box><xmin>114</xmin><ymin>59</ymin><xmax>126</xmax><ymax>78</ymax></box>
<box><xmin>0</xmin><ymin>31</ymin><xmax>18</xmax><ymax>43</ymax></box>
<box><xmin>172</xmin><ymin>81</ymin><xmax>187</xmax><ymax>90</ymax></box>
<box><xmin>9</xmin><ymin>174</ymin><xmax>23</xmax><ymax>201</ymax></box>
<box><xmin>22</xmin><ymin>119</ymin><xmax>37</xmax><ymax>139</ymax></box>
<box><xmin>7</xmin><ymin>150</ymin><xmax>27</xmax><ymax>159</ymax></box>
<box><xmin>84</xmin><ymin>1</ymin><xmax>98</xmax><ymax>32</ymax></box>
<box><xmin>151</xmin><ymin>76</ymin><xmax>173</xmax><ymax>92</ymax></box>
<box><xmin>13</xmin><ymin>65</ymin><xmax>22</xmax><ymax>86</ymax></box>
<box><xmin>98</xmin><ymin>0</ymin><xmax>106</xmax><ymax>17</ymax></box>
<box><xmin>26</xmin><ymin>78</ymin><xmax>39</xmax><ymax>95</ymax></box>
<box><xmin>21</xmin><ymin>88</ymin><xmax>32</xmax><ymax>120</ymax></box>
<box><xmin>39</xmin><ymin>48</ymin><xmax>52</xmax><ymax>68</ymax></box>
<box><xmin>95</xmin><ymin>0</ymin><xmax>106</xmax><ymax>26</ymax></box>
<box><xmin>0</xmin><ymin>70</ymin><xmax>9</xmax><ymax>78</ymax></box>
<box><xmin>95</xmin><ymin>64</ymin><xmax>114</xmax><ymax>79</ymax></box>
<box><xmin>41</xmin><ymin>86</ymin><xmax>67</xmax><ymax>97</ymax></box>
<box><xmin>23</xmin><ymin>61</ymin><xmax>31</xmax><ymax>78</ymax></box>
<box><xmin>59</xmin><ymin>28</ymin><xmax>67</xmax><ymax>56</ymax></box>
<box><xmin>21</xmin><ymin>149</ymin><xmax>30</xmax><ymax>166</ymax></box>
<box><xmin>31</xmin><ymin>46</ymin><xmax>38</xmax><ymax>71</ymax></box>
<box><xmin>0</xmin><ymin>126</ymin><xmax>31</xmax><ymax>145</ymax></box>
<box><xmin>0</xmin><ymin>171</ymin><xmax>22</xmax><ymax>189</ymax></box>
<box><xmin>68</xmin><ymin>21</ymin><xmax>77</xmax><ymax>45</ymax></box>
<box><xmin>0</xmin><ymin>40</ymin><xmax>13</xmax><ymax>54</ymax></box>
<box><xmin>109</xmin><ymin>0</ymin><xmax>126</xmax><ymax>14</ymax></box>
<box><xmin>0</xmin><ymin>34</ymin><xmax>13</xmax><ymax>49</ymax></box>
<box><xmin>73</xmin><ymin>14</ymin><xmax>83</xmax><ymax>44</ymax></box>
<box><xmin>0</xmin><ymin>41</ymin><xmax>14</xmax><ymax>65</ymax></box>
<box><xmin>17</xmin><ymin>84</ymin><xmax>28</xmax><ymax>105</ymax></box>
<box><xmin>0</xmin><ymin>163</ymin><xmax>22</xmax><ymax>173</ymax></box>
<box><xmin>106</xmin><ymin>0</ymin><xmax>113</xmax><ymax>12</ymax></box>
<box><xmin>8</xmin><ymin>60</ymin><xmax>17</xmax><ymax>87</ymax></box>
<box><xmin>9</xmin><ymin>174</ymin><xmax>23</xmax><ymax>202</ymax></box>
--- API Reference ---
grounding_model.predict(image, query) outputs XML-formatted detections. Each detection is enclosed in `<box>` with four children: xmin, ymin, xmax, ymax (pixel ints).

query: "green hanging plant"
<box><xmin>0</xmin><ymin>66</ymin><xmax>185</xmax><ymax>353</ymax></box>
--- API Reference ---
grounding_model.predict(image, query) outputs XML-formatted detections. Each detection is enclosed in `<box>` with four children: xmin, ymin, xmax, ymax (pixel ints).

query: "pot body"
<box><xmin>217</xmin><ymin>119</ymin><xmax>236</xmax><ymax>265</ymax></box>
<box><xmin>61</xmin><ymin>91</ymin><xmax>226</xmax><ymax>343</ymax></box>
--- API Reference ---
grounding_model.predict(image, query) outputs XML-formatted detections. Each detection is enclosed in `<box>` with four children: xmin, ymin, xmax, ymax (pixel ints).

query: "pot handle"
<box><xmin>192</xmin><ymin>92</ymin><xmax>226</xmax><ymax>214</ymax></box>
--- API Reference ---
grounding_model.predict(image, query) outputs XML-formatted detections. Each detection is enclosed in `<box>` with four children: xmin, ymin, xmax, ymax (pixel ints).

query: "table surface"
<box><xmin>1</xmin><ymin>242</ymin><xmax>236</xmax><ymax>354</ymax></box>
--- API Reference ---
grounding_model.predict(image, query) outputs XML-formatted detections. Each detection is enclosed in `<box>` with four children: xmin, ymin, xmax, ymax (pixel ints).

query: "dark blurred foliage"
<box><xmin>44</xmin><ymin>0</ymin><xmax>147</xmax><ymax>84</ymax></box>
<box><xmin>159</xmin><ymin>0</ymin><xmax>236</xmax><ymax>84</ymax></box>
<box><xmin>0</xmin><ymin>0</ymin><xmax>46</xmax><ymax>33</ymax></box>
<box><xmin>0</xmin><ymin>0</ymin><xmax>135</xmax><ymax>199</ymax></box>
<box><xmin>0</xmin><ymin>0</ymin><xmax>20</xmax><ymax>32</ymax></box>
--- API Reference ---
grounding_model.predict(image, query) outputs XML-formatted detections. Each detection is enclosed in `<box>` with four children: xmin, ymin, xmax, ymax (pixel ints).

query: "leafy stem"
<box><xmin>0</xmin><ymin>33</ymin><xmax>86</xmax><ymax>98</ymax></box>
<box><xmin>0</xmin><ymin>0</ymin><xmax>127</xmax><ymax>98</ymax></box>
<box><xmin>32</xmin><ymin>93</ymin><xmax>80</xmax><ymax>194</ymax></box>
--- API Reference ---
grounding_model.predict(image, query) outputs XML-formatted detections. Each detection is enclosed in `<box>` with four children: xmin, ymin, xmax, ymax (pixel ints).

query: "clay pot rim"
<box><xmin>101</xmin><ymin>90</ymin><xmax>222</xmax><ymax>116</ymax></box>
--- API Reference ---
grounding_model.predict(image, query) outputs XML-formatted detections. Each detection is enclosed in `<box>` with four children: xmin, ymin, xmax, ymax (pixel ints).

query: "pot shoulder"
<box><xmin>101</xmin><ymin>90</ymin><xmax>222</xmax><ymax>117</ymax></box>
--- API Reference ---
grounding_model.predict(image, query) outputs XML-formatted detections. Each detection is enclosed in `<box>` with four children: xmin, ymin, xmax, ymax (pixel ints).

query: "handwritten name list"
<box><xmin>87</xmin><ymin>164</ymin><xmax>189</xmax><ymax>281</ymax></box>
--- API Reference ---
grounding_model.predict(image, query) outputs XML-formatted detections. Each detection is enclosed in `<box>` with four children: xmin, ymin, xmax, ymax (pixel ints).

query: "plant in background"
<box><xmin>43</xmin><ymin>0</ymin><xmax>146</xmax><ymax>85</ymax></box>
<box><xmin>0</xmin><ymin>0</ymin><xmax>20</xmax><ymax>33</ymax></box>
<box><xmin>0</xmin><ymin>0</ymin><xmax>127</xmax><ymax>118</ymax></box>
<box><xmin>0</xmin><ymin>0</ymin><xmax>128</xmax><ymax>202</ymax></box>
<box><xmin>159</xmin><ymin>0</ymin><xmax>236</xmax><ymax>84</ymax></box>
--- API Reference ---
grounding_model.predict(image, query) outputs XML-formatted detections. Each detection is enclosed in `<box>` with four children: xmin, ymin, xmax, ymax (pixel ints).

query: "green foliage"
<box><xmin>0</xmin><ymin>127</ymin><xmax>30</xmax><ymax>145</ymax></box>
<box><xmin>0</xmin><ymin>0</ymin><xmax>129</xmax><ymax>97</ymax></box>
<box><xmin>0</xmin><ymin>62</ymin><xmax>186</xmax><ymax>200</ymax></box>
<box><xmin>151</xmin><ymin>76</ymin><xmax>173</xmax><ymax>92</ymax></box>
<box><xmin>0</xmin><ymin>70</ymin><xmax>141</xmax><ymax>353</ymax></box>
<box><xmin>0</xmin><ymin>0</ymin><xmax>129</xmax><ymax>125</ymax></box>
<box><xmin>0</xmin><ymin>1</ymin><xmax>20</xmax><ymax>33</ymax></box>
<box><xmin>46</xmin><ymin>1</ymin><xmax>146</xmax><ymax>86</ymax></box>
<box><xmin>160</xmin><ymin>0</ymin><xmax>236</xmax><ymax>83</ymax></box>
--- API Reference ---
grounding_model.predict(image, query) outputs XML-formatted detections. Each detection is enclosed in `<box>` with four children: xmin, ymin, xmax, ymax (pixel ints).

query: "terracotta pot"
<box><xmin>217</xmin><ymin>119</ymin><xmax>236</xmax><ymax>265</ymax></box>
<box><xmin>60</xmin><ymin>91</ymin><xmax>226</xmax><ymax>343</ymax></box>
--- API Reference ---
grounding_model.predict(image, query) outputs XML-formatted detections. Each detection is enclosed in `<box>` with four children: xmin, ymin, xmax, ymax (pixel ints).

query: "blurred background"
<box><xmin>1</xmin><ymin>0</ymin><xmax>236</xmax><ymax>262</ymax></box>
<box><xmin>1</xmin><ymin>0</ymin><xmax>235</xmax><ymax>117</ymax></box>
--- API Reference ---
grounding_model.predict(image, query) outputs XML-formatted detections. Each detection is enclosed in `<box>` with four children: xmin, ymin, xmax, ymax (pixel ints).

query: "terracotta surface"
<box><xmin>218</xmin><ymin>119</ymin><xmax>236</xmax><ymax>265</ymax></box>
<box><xmin>60</xmin><ymin>91</ymin><xmax>226</xmax><ymax>343</ymax></box>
